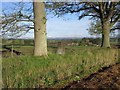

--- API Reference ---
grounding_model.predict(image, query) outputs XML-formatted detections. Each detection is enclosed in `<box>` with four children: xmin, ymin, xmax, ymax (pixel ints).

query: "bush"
<box><xmin>79</xmin><ymin>38</ymin><xmax>101</xmax><ymax>46</ymax></box>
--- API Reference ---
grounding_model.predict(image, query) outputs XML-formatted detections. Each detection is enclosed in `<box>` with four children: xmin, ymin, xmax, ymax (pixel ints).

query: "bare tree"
<box><xmin>1</xmin><ymin>1</ymin><xmax>48</xmax><ymax>56</ymax></box>
<box><xmin>88</xmin><ymin>20</ymin><xmax>120</xmax><ymax>36</ymax></box>
<box><xmin>47</xmin><ymin>1</ymin><xmax>120</xmax><ymax>48</ymax></box>
<box><xmin>1</xmin><ymin>2</ymin><xmax>33</xmax><ymax>38</ymax></box>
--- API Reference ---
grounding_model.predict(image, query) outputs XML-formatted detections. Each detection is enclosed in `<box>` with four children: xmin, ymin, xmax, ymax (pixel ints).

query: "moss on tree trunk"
<box><xmin>101</xmin><ymin>21</ymin><xmax>111</xmax><ymax>48</ymax></box>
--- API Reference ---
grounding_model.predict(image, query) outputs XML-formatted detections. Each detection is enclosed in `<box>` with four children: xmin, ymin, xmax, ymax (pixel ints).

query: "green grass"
<box><xmin>2</xmin><ymin>46</ymin><xmax>119</xmax><ymax>88</ymax></box>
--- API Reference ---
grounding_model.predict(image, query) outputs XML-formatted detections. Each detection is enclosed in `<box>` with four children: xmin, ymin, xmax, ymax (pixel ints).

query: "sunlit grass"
<box><xmin>2</xmin><ymin>46</ymin><xmax>119</xmax><ymax>88</ymax></box>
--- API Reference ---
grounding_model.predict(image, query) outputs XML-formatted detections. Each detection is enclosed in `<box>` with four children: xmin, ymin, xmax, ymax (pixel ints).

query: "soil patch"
<box><xmin>63</xmin><ymin>63</ymin><xmax>120</xmax><ymax>89</ymax></box>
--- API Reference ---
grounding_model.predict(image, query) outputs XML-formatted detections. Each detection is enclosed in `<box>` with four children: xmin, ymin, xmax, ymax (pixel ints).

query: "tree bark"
<box><xmin>101</xmin><ymin>21</ymin><xmax>111</xmax><ymax>48</ymax></box>
<box><xmin>33</xmin><ymin>1</ymin><xmax>47</xmax><ymax>56</ymax></box>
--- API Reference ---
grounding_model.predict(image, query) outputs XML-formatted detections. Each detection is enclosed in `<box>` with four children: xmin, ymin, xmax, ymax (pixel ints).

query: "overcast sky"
<box><xmin>2</xmin><ymin>2</ymin><xmax>93</xmax><ymax>39</ymax></box>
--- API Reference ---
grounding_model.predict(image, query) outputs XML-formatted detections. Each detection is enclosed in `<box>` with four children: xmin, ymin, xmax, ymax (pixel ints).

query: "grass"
<box><xmin>2</xmin><ymin>46</ymin><xmax>119</xmax><ymax>88</ymax></box>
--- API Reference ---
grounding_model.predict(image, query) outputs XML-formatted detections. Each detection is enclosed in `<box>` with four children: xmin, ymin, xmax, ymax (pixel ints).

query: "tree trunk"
<box><xmin>101</xmin><ymin>21</ymin><xmax>111</xmax><ymax>48</ymax></box>
<box><xmin>33</xmin><ymin>1</ymin><xmax>47</xmax><ymax>56</ymax></box>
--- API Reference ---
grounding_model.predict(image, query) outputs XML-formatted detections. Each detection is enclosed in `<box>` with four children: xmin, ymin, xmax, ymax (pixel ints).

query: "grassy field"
<box><xmin>2</xmin><ymin>45</ymin><xmax>120</xmax><ymax>88</ymax></box>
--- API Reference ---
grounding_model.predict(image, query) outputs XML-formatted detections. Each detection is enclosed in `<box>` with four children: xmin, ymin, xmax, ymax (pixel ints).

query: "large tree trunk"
<box><xmin>33</xmin><ymin>1</ymin><xmax>47</xmax><ymax>56</ymax></box>
<box><xmin>101</xmin><ymin>21</ymin><xmax>111</xmax><ymax>48</ymax></box>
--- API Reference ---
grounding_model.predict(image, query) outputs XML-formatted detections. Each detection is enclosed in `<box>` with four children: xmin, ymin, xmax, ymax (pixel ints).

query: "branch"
<box><xmin>111</xmin><ymin>27</ymin><xmax>120</xmax><ymax>31</ymax></box>
<box><xmin>79</xmin><ymin>14</ymin><xmax>100</xmax><ymax>20</ymax></box>
<box><xmin>17</xmin><ymin>19</ymin><xmax>34</xmax><ymax>22</ymax></box>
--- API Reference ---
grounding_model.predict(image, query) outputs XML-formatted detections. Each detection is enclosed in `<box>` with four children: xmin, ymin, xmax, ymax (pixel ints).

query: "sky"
<box><xmin>23</xmin><ymin>15</ymin><xmax>92</xmax><ymax>39</ymax></box>
<box><xmin>1</xmin><ymin>2</ymin><xmax>93</xmax><ymax>39</ymax></box>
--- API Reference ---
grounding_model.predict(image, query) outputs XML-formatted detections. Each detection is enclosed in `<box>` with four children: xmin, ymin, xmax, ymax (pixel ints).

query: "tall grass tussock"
<box><xmin>2</xmin><ymin>46</ymin><xmax>119</xmax><ymax>88</ymax></box>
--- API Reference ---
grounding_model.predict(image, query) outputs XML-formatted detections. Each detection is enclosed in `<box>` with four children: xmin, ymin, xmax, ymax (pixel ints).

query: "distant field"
<box><xmin>1</xmin><ymin>45</ymin><xmax>107</xmax><ymax>57</ymax></box>
<box><xmin>1</xmin><ymin>38</ymin><xmax>118</xmax><ymax>57</ymax></box>
<box><xmin>2</xmin><ymin>45</ymin><xmax>119</xmax><ymax>88</ymax></box>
